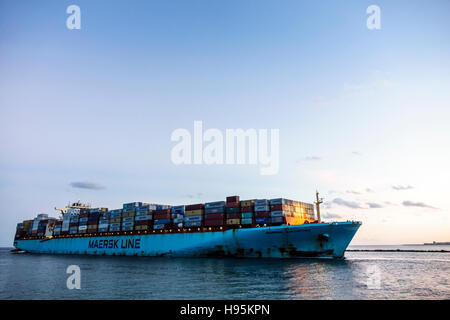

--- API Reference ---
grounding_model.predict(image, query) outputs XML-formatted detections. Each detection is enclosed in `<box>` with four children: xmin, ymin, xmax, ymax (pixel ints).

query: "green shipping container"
<box><xmin>226</xmin><ymin>207</ymin><xmax>240</xmax><ymax>214</ymax></box>
<box><xmin>241</xmin><ymin>212</ymin><xmax>253</xmax><ymax>219</ymax></box>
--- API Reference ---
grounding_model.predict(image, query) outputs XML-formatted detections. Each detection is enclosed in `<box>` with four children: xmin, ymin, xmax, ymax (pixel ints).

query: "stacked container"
<box><xmin>109</xmin><ymin>209</ymin><xmax>122</xmax><ymax>232</ymax></box>
<box><xmin>204</xmin><ymin>201</ymin><xmax>226</xmax><ymax>227</ymax></box>
<box><xmin>78</xmin><ymin>210</ymin><xmax>89</xmax><ymax>234</ymax></box>
<box><xmin>69</xmin><ymin>214</ymin><xmax>79</xmax><ymax>235</ymax></box>
<box><xmin>171</xmin><ymin>205</ymin><xmax>185</xmax><ymax>229</ymax></box>
<box><xmin>98</xmin><ymin>211</ymin><xmax>110</xmax><ymax>233</ymax></box>
<box><xmin>31</xmin><ymin>214</ymin><xmax>48</xmax><ymax>236</ymax></box>
<box><xmin>135</xmin><ymin>205</ymin><xmax>153</xmax><ymax>231</ymax></box>
<box><xmin>122</xmin><ymin>203</ymin><xmax>139</xmax><ymax>232</ymax></box>
<box><xmin>226</xmin><ymin>196</ymin><xmax>241</xmax><ymax>226</ymax></box>
<box><xmin>87</xmin><ymin>208</ymin><xmax>105</xmax><ymax>234</ymax></box>
<box><xmin>153</xmin><ymin>206</ymin><xmax>171</xmax><ymax>230</ymax></box>
<box><xmin>54</xmin><ymin>220</ymin><xmax>62</xmax><ymax>236</ymax></box>
<box><xmin>254</xmin><ymin>199</ymin><xmax>270</xmax><ymax>225</ymax></box>
<box><xmin>269</xmin><ymin>198</ymin><xmax>316</xmax><ymax>225</ymax></box>
<box><xmin>23</xmin><ymin>220</ymin><xmax>33</xmax><ymax>236</ymax></box>
<box><xmin>37</xmin><ymin>218</ymin><xmax>51</xmax><ymax>237</ymax></box>
<box><xmin>15</xmin><ymin>223</ymin><xmax>25</xmax><ymax>239</ymax></box>
<box><xmin>240</xmin><ymin>200</ymin><xmax>255</xmax><ymax>225</ymax></box>
<box><xmin>184</xmin><ymin>203</ymin><xmax>204</xmax><ymax>228</ymax></box>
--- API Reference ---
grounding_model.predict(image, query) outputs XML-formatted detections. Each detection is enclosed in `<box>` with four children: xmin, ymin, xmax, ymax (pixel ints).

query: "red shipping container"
<box><xmin>226</xmin><ymin>196</ymin><xmax>240</xmax><ymax>203</ymax></box>
<box><xmin>88</xmin><ymin>220</ymin><xmax>98</xmax><ymax>225</ymax></box>
<box><xmin>185</xmin><ymin>204</ymin><xmax>205</xmax><ymax>211</ymax></box>
<box><xmin>226</xmin><ymin>202</ymin><xmax>240</xmax><ymax>208</ymax></box>
<box><xmin>226</xmin><ymin>213</ymin><xmax>241</xmax><ymax>219</ymax></box>
<box><xmin>241</xmin><ymin>206</ymin><xmax>254</xmax><ymax>213</ymax></box>
<box><xmin>205</xmin><ymin>213</ymin><xmax>224</xmax><ymax>220</ymax></box>
<box><xmin>204</xmin><ymin>219</ymin><xmax>225</xmax><ymax>227</ymax></box>
<box><xmin>154</xmin><ymin>209</ymin><xmax>171</xmax><ymax>215</ymax></box>
<box><xmin>270</xmin><ymin>204</ymin><xmax>286</xmax><ymax>211</ymax></box>
<box><xmin>135</xmin><ymin>220</ymin><xmax>152</xmax><ymax>226</ymax></box>
<box><xmin>154</xmin><ymin>213</ymin><xmax>171</xmax><ymax>220</ymax></box>
<box><xmin>80</xmin><ymin>213</ymin><xmax>89</xmax><ymax>218</ymax></box>
<box><xmin>69</xmin><ymin>222</ymin><xmax>78</xmax><ymax>227</ymax></box>
<box><xmin>255</xmin><ymin>211</ymin><xmax>270</xmax><ymax>218</ymax></box>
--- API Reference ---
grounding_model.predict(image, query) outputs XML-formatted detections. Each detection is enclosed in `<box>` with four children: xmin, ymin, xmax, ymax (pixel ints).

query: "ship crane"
<box><xmin>314</xmin><ymin>191</ymin><xmax>323</xmax><ymax>223</ymax></box>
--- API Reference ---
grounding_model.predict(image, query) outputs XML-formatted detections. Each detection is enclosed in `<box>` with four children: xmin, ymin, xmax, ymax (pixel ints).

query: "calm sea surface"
<box><xmin>0</xmin><ymin>245</ymin><xmax>449</xmax><ymax>300</ymax></box>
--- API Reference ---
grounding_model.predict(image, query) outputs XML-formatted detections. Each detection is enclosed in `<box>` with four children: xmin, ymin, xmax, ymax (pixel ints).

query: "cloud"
<box><xmin>322</xmin><ymin>212</ymin><xmax>342</xmax><ymax>219</ymax></box>
<box><xmin>352</xmin><ymin>151</ymin><xmax>362</xmax><ymax>156</ymax></box>
<box><xmin>402</xmin><ymin>201</ymin><xmax>438</xmax><ymax>210</ymax></box>
<box><xmin>70</xmin><ymin>182</ymin><xmax>105</xmax><ymax>190</ymax></box>
<box><xmin>392</xmin><ymin>185</ymin><xmax>414</xmax><ymax>191</ymax></box>
<box><xmin>346</xmin><ymin>190</ymin><xmax>361</xmax><ymax>195</ymax></box>
<box><xmin>332</xmin><ymin>198</ymin><xmax>363</xmax><ymax>209</ymax></box>
<box><xmin>365</xmin><ymin>188</ymin><xmax>375</xmax><ymax>193</ymax></box>
<box><xmin>367</xmin><ymin>202</ymin><xmax>383</xmax><ymax>208</ymax></box>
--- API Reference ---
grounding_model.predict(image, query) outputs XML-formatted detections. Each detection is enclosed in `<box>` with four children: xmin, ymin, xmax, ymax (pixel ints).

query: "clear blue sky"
<box><xmin>1</xmin><ymin>0</ymin><xmax>449</xmax><ymax>245</ymax></box>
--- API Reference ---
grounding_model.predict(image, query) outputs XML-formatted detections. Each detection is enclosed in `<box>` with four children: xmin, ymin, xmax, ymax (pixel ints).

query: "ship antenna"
<box><xmin>314</xmin><ymin>190</ymin><xmax>324</xmax><ymax>223</ymax></box>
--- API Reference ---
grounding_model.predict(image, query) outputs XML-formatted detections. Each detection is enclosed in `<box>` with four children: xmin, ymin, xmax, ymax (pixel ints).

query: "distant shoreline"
<box><xmin>346</xmin><ymin>249</ymin><xmax>450</xmax><ymax>253</ymax></box>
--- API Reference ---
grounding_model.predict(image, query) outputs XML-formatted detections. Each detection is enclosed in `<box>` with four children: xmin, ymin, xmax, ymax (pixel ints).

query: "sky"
<box><xmin>0</xmin><ymin>0</ymin><xmax>449</xmax><ymax>246</ymax></box>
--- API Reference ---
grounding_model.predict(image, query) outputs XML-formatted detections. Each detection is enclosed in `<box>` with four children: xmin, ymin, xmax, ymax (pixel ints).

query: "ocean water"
<box><xmin>0</xmin><ymin>246</ymin><xmax>448</xmax><ymax>300</ymax></box>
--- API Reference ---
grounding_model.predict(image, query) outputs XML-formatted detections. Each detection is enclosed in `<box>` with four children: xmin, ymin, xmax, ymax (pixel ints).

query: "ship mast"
<box><xmin>314</xmin><ymin>190</ymin><xmax>323</xmax><ymax>222</ymax></box>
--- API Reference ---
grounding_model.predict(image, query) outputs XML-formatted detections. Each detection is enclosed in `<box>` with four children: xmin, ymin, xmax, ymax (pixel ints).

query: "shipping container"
<box><xmin>184</xmin><ymin>215</ymin><xmax>203</xmax><ymax>222</ymax></box>
<box><xmin>135</xmin><ymin>225</ymin><xmax>150</xmax><ymax>231</ymax></box>
<box><xmin>225</xmin><ymin>207</ymin><xmax>240</xmax><ymax>214</ymax></box>
<box><xmin>255</xmin><ymin>211</ymin><xmax>270</xmax><ymax>218</ymax></box>
<box><xmin>135</xmin><ymin>215</ymin><xmax>151</xmax><ymax>221</ymax></box>
<box><xmin>185</xmin><ymin>204</ymin><xmax>204</xmax><ymax>211</ymax></box>
<box><xmin>240</xmin><ymin>200</ymin><xmax>254</xmax><ymax>207</ymax></box>
<box><xmin>255</xmin><ymin>217</ymin><xmax>269</xmax><ymax>224</ymax></box>
<box><xmin>226</xmin><ymin>196</ymin><xmax>240</xmax><ymax>203</ymax></box>
<box><xmin>154</xmin><ymin>219</ymin><xmax>171</xmax><ymax>224</ymax></box>
<box><xmin>254</xmin><ymin>199</ymin><xmax>269</xmax><ymax>206</ymax></box>
<box><xmin>241</xmin><ymin>212</ymin><xmax>253</xmax><ymax>219</ymax></box>
<box><xmin>185</xmin><ymin>209</ymin><xmax>204</xmax><ymax>216</ymax></box>
<box><xmin>205</xmin><ymin>201</ymin><xmax>226</xmax><ymax>209</ymax></box>
<box><xmin>154</xmin><ymin>212</ymin><xmax>171</xmax><ymax>220</ymax></box>
<box><xmin>270</xmin><ymin>211</ymin><xmax>284</xmax><ymax>217</ymax></box>
<box><xmin>255</xmin><ymin>205</ymin><xmax>270</xmax><ymax>212</ymax></box>
<box><xmin>205</xmin><ymin>207</ymin><xmax>225</xmax><ymax>214</ymax></box>
<box><xmin>241</xmin><ymin>206</ymin><xmax>254</xmax><ymax>213</ymax></box>
<box><xmin>204</xmin><ymin>219</ymin><xmax>225</xmax><ymax>227</ymax></box>
<box><xmin>184</xmin><ymin>221</ymin><xmax>202</xmax><ymax>227</ymax></box>
<box><xmin>226</xmin><ymin>219</ymin><xmax>241</xmax><ymax>225</ymax></box>
<box><xmin>205</xmin><ymin>213</ymin><xmax>224</xmax><ymax>220</ymax></box>
<box><xmin>226</xmin><ymin>213</ymin><xmax>241</xmax><ymax>219</ymax></box>
<box><xmin>122</xmin><ymin>217</ymin><xmax>135</xmax><ymax>223</ymax></box>
<box><xmin>171</xmin><ymin>205</ymin><xmax>185</xmax><ymax>214</ymax></box>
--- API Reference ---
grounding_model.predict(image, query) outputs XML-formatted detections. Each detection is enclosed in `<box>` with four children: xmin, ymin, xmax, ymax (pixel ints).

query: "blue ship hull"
<box><xmin>14</xmin><ymin>222</ymin><xmax>361</xmax><ymax>259</ymax></box>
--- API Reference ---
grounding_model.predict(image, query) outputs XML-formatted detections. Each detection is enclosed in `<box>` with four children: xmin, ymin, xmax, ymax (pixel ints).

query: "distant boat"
<box><xmin>424</xmin><ymin>241</ymin><xmax>450</xmax><ymax>245</ymax></box>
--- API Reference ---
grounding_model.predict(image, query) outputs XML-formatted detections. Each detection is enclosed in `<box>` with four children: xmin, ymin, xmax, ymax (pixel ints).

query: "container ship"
<box><xmin>13</xmin><ymin>193</ymin><xmax>361</xmax><ymax>259</ymax></box>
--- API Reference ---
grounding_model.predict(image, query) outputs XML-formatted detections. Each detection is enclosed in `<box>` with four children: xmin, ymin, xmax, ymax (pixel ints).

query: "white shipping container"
<box><xmin>78</xmin><ymin>225</ymin><xmax>88</xmax><ymax>231</ymax></box>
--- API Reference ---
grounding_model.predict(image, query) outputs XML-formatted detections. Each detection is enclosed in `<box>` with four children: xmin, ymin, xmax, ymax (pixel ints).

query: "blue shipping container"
<box><xmin>205</xmin><ymin>201</ymin><xmax>226</xmax><ymax>209</ymax></box>
<box><xmin>255</xmin><ymin>217</ymin><xmax>269</xmax><ymax>224</ymax></box>
<box><xmin>254</xmin><ymin>205</ymin><xmax>270</xmax><ymax>212</ymax></box>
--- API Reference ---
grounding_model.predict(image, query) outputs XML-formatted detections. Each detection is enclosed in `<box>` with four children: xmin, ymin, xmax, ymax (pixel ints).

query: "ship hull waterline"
<box><xmin>14</xmin><ymin>221</ymin><xmax>361</xmax><ymax>259</ymax></box>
